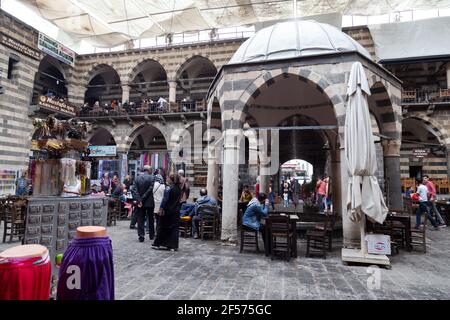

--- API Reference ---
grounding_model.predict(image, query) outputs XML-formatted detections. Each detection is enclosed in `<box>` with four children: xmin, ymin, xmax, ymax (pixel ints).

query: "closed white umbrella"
<box><xmin>345</xmin><ymin>62</ymin><xmax>388</xmax><ymax>253</ymax></box>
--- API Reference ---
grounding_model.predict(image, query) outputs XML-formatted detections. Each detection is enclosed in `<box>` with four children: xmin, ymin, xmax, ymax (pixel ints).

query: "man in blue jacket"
<box><xmin>242</xmin><ymin>193</ymin><xmax>269</xmax><ymax>249</ymax></box>
<box><xmin>192</xmin><ymin>188</ymin><xmax>218</xmax><ymax>238</ymax></box>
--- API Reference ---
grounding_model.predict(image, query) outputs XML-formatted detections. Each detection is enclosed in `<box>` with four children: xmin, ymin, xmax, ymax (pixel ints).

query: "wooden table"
<box><xmin>263</xmin><ymin>214</ymin><xmax>299</xmax><ymax>258</ymax></box>
<box><xmin>386</xmin><ymin>213</ymin><xmax>412</xmax><ymax>251</ymax></box>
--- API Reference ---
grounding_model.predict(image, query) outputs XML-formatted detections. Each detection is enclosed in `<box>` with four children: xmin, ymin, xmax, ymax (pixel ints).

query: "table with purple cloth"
<box><xmin>57</xmin><ymin>236</ymin><xmax>114</xmax><ymax>300</ymax></box>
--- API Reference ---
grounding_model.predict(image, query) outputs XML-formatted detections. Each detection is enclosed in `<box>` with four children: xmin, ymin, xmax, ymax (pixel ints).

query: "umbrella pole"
<box><xmin>360</xmin><ymin>214</ymin><xmax>367</xmax><ymax>256</ymax></box>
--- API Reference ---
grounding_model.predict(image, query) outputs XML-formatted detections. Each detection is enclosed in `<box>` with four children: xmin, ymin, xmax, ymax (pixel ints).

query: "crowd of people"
<box><xmin>79</xmin><ymin>98</ymin><xmax>169</xmax><ymax>116</ymax></box>
<box><xmin>124</xmin><ymin>166</ymin><xmax>191</xmax><ymax>251</ymax></box>
<box><xmin>78</xmin><ymin>97</ymin><xmax>203</xmax><ymax>116</ymax></box>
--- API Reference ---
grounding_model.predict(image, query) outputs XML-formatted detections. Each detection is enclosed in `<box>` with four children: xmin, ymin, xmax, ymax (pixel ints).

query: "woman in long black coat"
<box><xmin>152</xmin><ymin>173</ymin><xmax>182</xmax><ymax>251</ymax></box>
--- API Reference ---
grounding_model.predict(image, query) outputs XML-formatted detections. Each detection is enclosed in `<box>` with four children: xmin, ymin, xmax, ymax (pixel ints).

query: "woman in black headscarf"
<box><xmin>152</xmin><ymin>173</ymin><xmax>182</xmax><ymax>251</ymax></box>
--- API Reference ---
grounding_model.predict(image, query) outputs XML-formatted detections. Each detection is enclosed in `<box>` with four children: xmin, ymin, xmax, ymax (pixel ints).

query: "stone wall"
<box><xmin>0</xmin><ymin>10</ymin><xmax>41</xmax><ymax>171</ymax></box>
<box><xmin>343</xmin><ymin>26</ymin><xmax>377</xmax><ymax>61</ymax></box>
<box><xmin>67</xmin><ymin>39</ymin><xmax>244</xmax><ymax>106</ymax></box>
<box><xmin>402</xmin><ymin>109</ymin><xmax>450</xmax><ymax>179</ymax></box>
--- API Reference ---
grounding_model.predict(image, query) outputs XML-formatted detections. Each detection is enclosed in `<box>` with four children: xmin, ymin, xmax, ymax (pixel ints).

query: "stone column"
<box><xmin>206</xmin><ymin>140</ymin><xmax>220</xmax><ymax>200</ymax></box>
<box><xmin>330</xmin><ymin>148</ymin><xmax>341</xmax><ymax>215</ymax></box>
<box><xmin>122</xmin><ymin>84</ymin><xmax>131</xmax><ymax>104</ymax></box>
<box><xmin>221</xmin><ymin>129</ymin><xmax>241</xmax><ymax>243</ymax></box>
<box><xmin>117</xmin><ymin>151</ymin><xmax>128</xmax><ymax>183</ymax></box>
<box><xmin>168</xmin><ymin>80</ymin><xmax>177</xmax><ymax>103</ymax></box>
<box><xmin>259</xmin><ymin>173</ymin><xmax>270</xmax><ymax>195</ymax></box>
<box><xmin>382</xmin><ymin>139</ymin><xmax>402</xmax><ymax>210</ymax></box>
<box><xmin>446</xmin><ymin>63</ymin><xmax>450</xmax><ymax>89</ymax></box>
<box><xmin>259</xmin><ymin>151</ymin><xmax>271</xmax><ymax>195</ymax></box>
<box><xmin>340</xmin><ymin>147</ymin><xmax>361</xmax><ymax>248</ymax></box>
<box><xmin>446</xmin><ymin>147</ymin><xmax>450</xmax><ymax>183</ymax></box>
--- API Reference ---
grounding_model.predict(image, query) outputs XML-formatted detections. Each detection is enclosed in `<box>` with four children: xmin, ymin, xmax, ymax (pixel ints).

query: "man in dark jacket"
<box><xmin>131</xmin><ymin>165</ymin><xmax>155</xmax><ymax>242</ymax></box>
<box><xmin>192</xmin><ymin>188</ymin><xmax>217</xmax><ymax>239</ymax></box>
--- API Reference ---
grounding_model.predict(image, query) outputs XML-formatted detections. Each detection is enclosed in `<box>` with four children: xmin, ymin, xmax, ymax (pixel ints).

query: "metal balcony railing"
<box><xmin>77</xmin><ymin>100</ymin><xmax>206</xmax><ymax>118</ymax></box>
<box><xmin>402</xmin><ymin>88</ymin><xmax>450</xmax><ymax>104</ymax></box>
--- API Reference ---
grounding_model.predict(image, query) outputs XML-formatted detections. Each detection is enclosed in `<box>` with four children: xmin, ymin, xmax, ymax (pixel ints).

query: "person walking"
<box><xmin>152</xmin><ymin>173</ymin><xmax>166</xmax><ymax>234</ymax></box>
<box><xmin>325</xmin><ymin>176</ymin><xmax>333</xmax><ymax>212</ymax></box>
<box><xmin>414</xmin><ymin>178</ymin><xmax>439</xmax><ymax>230</ymax></box>
<box><xmin>152</xmin><ymin>173</ymin><xmax>182</xmax><ymax>251</ymax></box>
<box><xmin>316</xmin><ymin>176</ymin><xmax>328</xmax><ymax>213</ymax></box>
<box><xmin>423</xmin><ymin>175</ymin><xmax>447</xmax><ymax>227</ymax></box>
<box><xmin>131</xmin><ymin>165</ymin><xmax>155</xmax><ymax>242</ymax></box>
<box><xmin>255</xmin><ymin>176</ymin><xmax>260</xmax><ymax>198</ymax></box>
<box><xmin>268</xmin><ymin>181</ymin><xmax>275</xmax><ymax>211</ymax></box>
<box><xmin>291</xmin><ymin>178</ymin><xmax>299</xmax><ymax>211</ymax></box>
<box><xmin>178</xmin><ymin>169</ymin><xmax>190</xmax><ymax>204</ymax></box>
<box><xmin>283</xmin><ymin>181</ymin><xmax>290</xmax><ymax>208</ymax></box>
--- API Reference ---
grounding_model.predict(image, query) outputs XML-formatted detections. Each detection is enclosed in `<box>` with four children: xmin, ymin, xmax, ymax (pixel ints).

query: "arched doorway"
<box><xmin>280</xmin><ymin>159</ymin><xmax>314</xmax><ymax>210</ymax></box>
<box><xmin>129</xmin><ymin>59</ymin><xmax>168</xmax><ymax>103</ymax></box>
<box><xmin>88</xmin><ymin>128</ymin><xmax>118</xmax><ymax>183</ymax></box>
<box><xmin>85</xmin><ymin>64</ymin><xmax>122</xmax><ymax>107</ymax></box>
<box><xmin>244</xmin><ymin>73</ymin><xmax>339</xmax><ymax>215</ymax></box>
<box><xmin>401</xmin><ymin>117</ymin><xmax>446</xmax><ymax>185</ymax></box>
<box><xmin>32</xmin><ymin>55</ymin><xmax>68</xmax><ymax>104</ymax></box>
<box><xmin>176</xmin><ymin>56</ymin><xmax>217</xmax><ymax>108</ymax></box>
<box><xmin>127</xmin><ymin>124</ymin><xmax>169</xmax><ymax>179</ymax></box>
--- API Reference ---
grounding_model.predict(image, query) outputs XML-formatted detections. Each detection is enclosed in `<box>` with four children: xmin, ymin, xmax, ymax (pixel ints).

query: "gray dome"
<box><xmin>229</xmin><ymin>20</ymin><xmax>371</xmax><ymax>64</ymax></box>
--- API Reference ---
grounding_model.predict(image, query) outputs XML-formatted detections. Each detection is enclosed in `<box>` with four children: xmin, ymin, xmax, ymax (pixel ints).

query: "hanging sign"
<box><xmin>38</xmin><ymin>95</ymin><xmax>76</xmax><ymax>116</ymax></box>
<box><xmin>412</xmin><ymin>148</ymin><xmax>429</xmax><ymax>158</ymax></box>
<box><xmin>38</xmin><ymin>33</ymin><xmax>75</xmax><ymax>67</ymax></box>
<box><xmin>0</xmin><ymin>32</ymin><xmax>41</xmax><ymax>60</ymax></box>
<box><xmin>88</xmin><ymin>145</ymin><xmax>117</xmax><ymax>157</ymax></box>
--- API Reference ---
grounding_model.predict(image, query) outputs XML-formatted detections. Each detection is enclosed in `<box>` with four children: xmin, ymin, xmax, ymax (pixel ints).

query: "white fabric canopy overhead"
<box><xmin>369</xmin><ymin>16</ymin><xmax>450</xmax><ymax>62</ymax></box>
<box><xmin>345</xmin><ymin>61</ymin><xmax>388</xmax><ymax>225</ymax></box>
<box><xmin>15</xmin><ymin>0</ymin><xmax>450</xmax><ymax>47</ymax></box>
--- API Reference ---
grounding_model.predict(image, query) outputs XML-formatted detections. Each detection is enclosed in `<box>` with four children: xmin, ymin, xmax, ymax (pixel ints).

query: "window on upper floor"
<box><xmin>7</xmin><ymin>56</ymin><xmax>19</xmax><ymax>80</ymax></box>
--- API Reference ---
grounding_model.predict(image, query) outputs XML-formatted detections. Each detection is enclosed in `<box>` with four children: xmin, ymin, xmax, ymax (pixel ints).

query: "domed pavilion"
<box><xmin>206</xmin><ymin>20</ymin><xmax>402</xmax><ymax>249</ymax></box>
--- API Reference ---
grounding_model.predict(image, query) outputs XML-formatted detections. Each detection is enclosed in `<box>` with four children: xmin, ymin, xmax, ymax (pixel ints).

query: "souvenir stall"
<box><xmin>128</xmin><ymin>150</ymin><xmax>171</xmax><ymax>177</ymax></box>
<box><xmin>24</xmin><ymin>116</ymin><xmax>109</xmax><ymax>297</ymax></box>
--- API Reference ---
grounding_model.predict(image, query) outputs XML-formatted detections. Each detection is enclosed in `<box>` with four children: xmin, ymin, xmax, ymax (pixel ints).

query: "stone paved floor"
<box><xmin>1</xmin><ymin>220</ymin><xmax>449</xmax><ymax>300</ymax></box>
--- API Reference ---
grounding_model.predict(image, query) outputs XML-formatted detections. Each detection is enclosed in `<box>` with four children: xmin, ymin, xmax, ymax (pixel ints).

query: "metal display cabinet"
<box><xmin>24</xmin><ymin>196</ymin><xmax>109</xmax><ymax>297</ymax></box>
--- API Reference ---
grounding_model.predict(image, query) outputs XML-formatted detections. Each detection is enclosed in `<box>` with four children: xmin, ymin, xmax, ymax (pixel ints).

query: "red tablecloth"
<box><xmin>0</xmin><ymin>253</ymin><xmax>51</xmax><ymax>300</ymax></box>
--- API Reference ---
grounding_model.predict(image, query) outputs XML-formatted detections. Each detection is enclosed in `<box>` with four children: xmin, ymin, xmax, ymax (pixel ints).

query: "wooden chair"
<box><xmin>107</xmin><ymin>198</ymin><xmax>120</xmax><ymax>226</ymax></box>
<box><xmin>240</xmin><ymin>225</ymin><xmax>259</xmax><ymax>253</ymax></box>
<box><xmin>312</xmin><ymin>211</ymin><xmax>336</xmax><ymax>252</ymax></box>
<box><xmin>305</xmin><ymin>211</ymin><xmax>332</xmax><ymax>259</ymax></box>
<box><xmin>410</xmin><ymin>211</ymin><xmax>427</xmax><ymax>253</ymax></box>
<box><xmin>3</xmin><ymin>200</ymin><xmax>26</xmax><ymax>243</ymax></box>
<box><xmin>179</xmin><ymin>217</ymin><xmax>192</xmax><ymax>238</ymax></box>
<box><xmin>268</xmin><ymin>214</ymin><xmax>294</xmax><ymax>261</ymax></box>
<box><xmin>198</xmin><ymin>205</ymin><xmax>219</xmax><ymax>240</ymax></box>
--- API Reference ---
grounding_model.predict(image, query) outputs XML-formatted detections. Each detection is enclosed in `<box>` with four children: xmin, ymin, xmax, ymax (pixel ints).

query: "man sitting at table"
<box><xmin>242</xmin><ymin>193</ymin><xmax>269</xmax><ymax>249</ymax></box>
<box><xmin>191</xmin><ymin>188</ymin><xmax>217</xmax><ymax>239</ymax></box>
